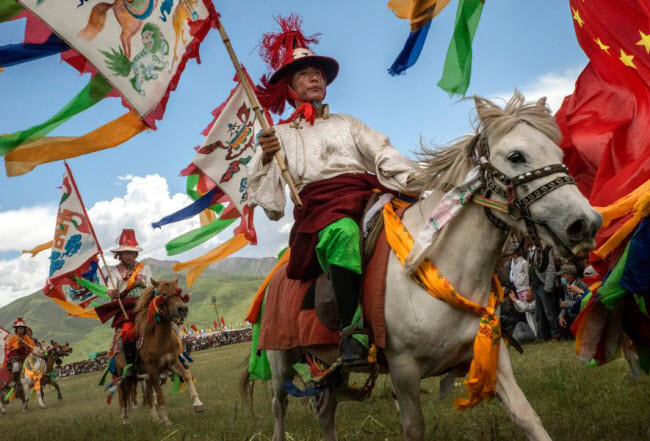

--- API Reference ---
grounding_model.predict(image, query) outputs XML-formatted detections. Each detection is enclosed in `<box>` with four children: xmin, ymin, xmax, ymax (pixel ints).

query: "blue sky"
<box><xmin>0</xmin><ymin>1</ymin><xmax>587</xmax><ymax>303</ymax></box>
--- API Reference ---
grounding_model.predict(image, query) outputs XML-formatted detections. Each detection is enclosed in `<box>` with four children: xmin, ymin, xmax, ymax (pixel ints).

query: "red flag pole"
<box><xmin>63</xmin><ymin>161</ymin><xmax>129</xmax><ymax>320</ymax></box>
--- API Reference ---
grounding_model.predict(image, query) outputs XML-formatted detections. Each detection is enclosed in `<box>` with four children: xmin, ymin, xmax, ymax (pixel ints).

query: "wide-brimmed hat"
<box><xmin>257</xmin><ymin>14</ymin><xmax>338</xmax><ymax>114</ymax></box>
<box><xmin>110</xmin><ymin>229</ymin><xmax>143</xmax><ymax>254</ymax></box>
<box><xmin>556</xmin><ymin>264</ymin><xmax>577</xmax><ymax>276</ymax></box>
<box><xmin>269</xmin><ymin>47</ymin><xmax>338</xmax><ymax>85</ymax></box>
<box><xmin>13</xmin><ymin>317</ymin><xmax>27</xmax><ymax>328</ymax></box>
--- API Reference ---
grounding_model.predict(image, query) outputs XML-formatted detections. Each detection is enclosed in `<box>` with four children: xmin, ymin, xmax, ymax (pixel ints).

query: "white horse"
<box><xmin>261</xmin><ymin>92</ymin><xmax>602</xmax><ymax>441</ymax></box>
<box><xmin>21</xmin><ymin>345</ymin><xmax>49</xmax><ymax>411</ymax></box>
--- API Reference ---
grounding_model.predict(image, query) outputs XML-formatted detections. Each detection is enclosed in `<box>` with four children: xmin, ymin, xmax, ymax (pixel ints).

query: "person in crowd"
<box><xmin>509</xmin><ymin>241</ymin><xmax>531</xmax><ymax>301</ymax></box>
<box><xmin>509</xmin><ymin>290</ymin><xmax>538</xmax><ymax>344</ymax></box>
<box><xmin>557</xmin><ymin>263</ymin><xmax>591</xmax><ymax>329</ymax></box>
<box><xmin>528</xmin><ymin>241</ymin><xmax>561</xmax><ymax>341</ymax></box>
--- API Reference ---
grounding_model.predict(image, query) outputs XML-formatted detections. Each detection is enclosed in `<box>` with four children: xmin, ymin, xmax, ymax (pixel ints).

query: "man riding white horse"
<box><xmin>5</xmin><ymin>318</ymin><xmax>36</xmax><ymax>400</ymax></box>
<box><xmin>94</xmin><ymin>229</ymin><xmax>152</xmax><ymax>375</ymax></box>
<box><xmin>248</xmin><ymin>15</ymin><xmax>422</xmax><ymax>366</ymax></box>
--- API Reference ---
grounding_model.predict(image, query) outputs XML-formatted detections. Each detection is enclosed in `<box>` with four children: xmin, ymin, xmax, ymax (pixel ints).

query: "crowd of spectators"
<box><xmin>55</xmin><ymin>328</ymin><xmax>253</xmax><ymax>378</ymax></box>
<box><xmin>498</xmin><ymin>235</ymin><xmax>596</xmax><ymax>345</ymax></box>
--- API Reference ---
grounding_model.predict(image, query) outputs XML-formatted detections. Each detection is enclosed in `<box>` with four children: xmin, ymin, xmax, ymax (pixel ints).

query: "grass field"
<box><xmin>2</xmin><ymin>341</ymin><xmax>649</xmax><ymax>441</ymax></box>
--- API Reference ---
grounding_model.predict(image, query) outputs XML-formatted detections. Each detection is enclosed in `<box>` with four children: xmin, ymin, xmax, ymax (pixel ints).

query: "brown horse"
<box><xmin>77</xmin><ymin>0</ymin><xmax>159</xmax><ymax>59</ymax></box>
<box><xmin>115</xmin><ymin>278</ymin><xmax>203</xmax><ymax>425</ymax></box>
<box><xmin>41</xmin><ymin>341</ymin><xmax>73</xmax><ymax>401</ymax></box>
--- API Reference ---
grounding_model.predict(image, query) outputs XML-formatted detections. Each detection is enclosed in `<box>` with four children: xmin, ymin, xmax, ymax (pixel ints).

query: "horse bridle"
<box><xmin>470</xmin><ymin>136</ymin><xmax>576</xmax><ymax>270</ymax></box>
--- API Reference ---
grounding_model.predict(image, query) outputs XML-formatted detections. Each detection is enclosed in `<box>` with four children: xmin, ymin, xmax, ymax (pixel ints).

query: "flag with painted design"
<box><xmin>0</xmin><ymin>326</ymin><xmax>10</xmax><ymax>368</ymax></box>
<box><xmin>43</xmin><ymin>163</ymin><xmax>102</xmax><ymax>319</ymax></box>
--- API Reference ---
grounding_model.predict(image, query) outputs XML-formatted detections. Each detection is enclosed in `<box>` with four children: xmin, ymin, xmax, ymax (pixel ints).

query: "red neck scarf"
<box><xmin>279</xmin><ymin>87</ymin><xmax>323</xmax><ymax>125</ymax></box>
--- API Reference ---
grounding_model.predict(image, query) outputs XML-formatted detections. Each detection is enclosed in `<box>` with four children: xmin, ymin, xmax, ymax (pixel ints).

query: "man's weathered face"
<box><xmin>118</xmin><ymin>251</ymin><xmax>138</xmax><ymax>266</ymax></box>
<box><xmin>16</xmin><ymin>327</ymin><xmax>25</xmax><ymax>335</ymax></box>
<box><xmin>290</xmin><ymin>65</ymin><xmax>326</xmax><ymax>103</ymax></box>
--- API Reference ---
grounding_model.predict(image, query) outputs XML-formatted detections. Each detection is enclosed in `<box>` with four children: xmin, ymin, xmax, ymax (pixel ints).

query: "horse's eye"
<box><xmin>507</xmin><ymin>151</ymin><xmax>526</xmax><ymax>164</ymax></box>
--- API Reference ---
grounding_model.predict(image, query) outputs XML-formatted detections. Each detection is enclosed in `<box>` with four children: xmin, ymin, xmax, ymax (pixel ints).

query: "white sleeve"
<box><xmin>141</xmin><ymin>264</ymin><xmax>152</xmax><ymax>287</ymax></box>
<box><xmin>347</xmin><ymin>115</ymin><xmax>421</xmax><ymax>195</ymax></box>
<box><xmin>513</xmin><ymin>299</ymin><xmax>536</xmax><ymax>313</ymax></box>
<box><xmin>246</xmin><ymin>144</ymin><xmax>286</xmax><ymax>221</ymax></box>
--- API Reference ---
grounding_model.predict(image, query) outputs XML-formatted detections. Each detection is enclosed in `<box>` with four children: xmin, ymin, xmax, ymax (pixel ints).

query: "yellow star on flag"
<box><xmin>636</xmin><ymin>30</ymin><xmax>650</xmax><ymax>54</ymax></box>
<box><xmin>619</xmin><ymin>49</ymin><xmax>637</xmax><ymax>68</ymax></box>
<box><xmin>572</xmin><ymin>8</ymin><xmax>584</xmax><ymax>27</ymax></box>
<box><xmin>594</xmin><ymin>38</ymin><xmax>610</xmax><ymax>54</ymax></box>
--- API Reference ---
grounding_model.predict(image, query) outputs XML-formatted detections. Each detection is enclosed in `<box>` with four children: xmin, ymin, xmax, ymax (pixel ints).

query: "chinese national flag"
<box><xmin>556</xmin><ymin>1</ymin><xmax>650</xmax><ymax>269</ymax></box>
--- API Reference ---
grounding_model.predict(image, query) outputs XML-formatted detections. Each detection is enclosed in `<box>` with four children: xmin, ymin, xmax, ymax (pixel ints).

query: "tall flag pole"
<box><xmin>214</xmin><ymin>15</ymin><xmax>302</xmax><ymax>208</ymax></box>
<box><xmin>62</xmin><ymin>162</ymin><xmax>128</xmax><ymax>320</ymax></box>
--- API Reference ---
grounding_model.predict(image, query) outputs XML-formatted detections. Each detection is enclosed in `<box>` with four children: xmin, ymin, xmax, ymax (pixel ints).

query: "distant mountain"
<box><xmin>0</xmin><ymin>257</ymin><xmax>274</xmax><ymax>362</ymax></box>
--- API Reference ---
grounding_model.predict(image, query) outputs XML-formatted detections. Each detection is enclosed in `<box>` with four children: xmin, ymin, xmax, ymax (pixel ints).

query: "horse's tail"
<box><xmin>239</xmin><ymin>367</ymin><xmax>255</xmax><ymax>408</ymax></box>
<box><xmin>77</xmin><ymin>2</ymin><xmax>113</xmax><ymax>41</ymax></box>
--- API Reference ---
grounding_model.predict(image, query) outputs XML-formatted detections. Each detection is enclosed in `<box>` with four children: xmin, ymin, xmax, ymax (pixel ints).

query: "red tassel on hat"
<box><xmin>259</xmin><ymin>14</ymin><xmax>320</xmax><ymax>71</ymax></box>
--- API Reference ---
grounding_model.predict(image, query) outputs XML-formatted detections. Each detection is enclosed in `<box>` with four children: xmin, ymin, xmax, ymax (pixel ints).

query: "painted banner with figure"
<box><xmin>16</xmin><ymin>0</ymin><xmax>215</xmax><ymax>121</ymax></box>
<box><xmin>43</xmin><ymin>163</ymin><xmax>102</xmax><ymax>319</ymax></box>
<box><xmin>191</xmin><ymin>82</ymin><xmax>262</xmax><ymax>215</ymax></box>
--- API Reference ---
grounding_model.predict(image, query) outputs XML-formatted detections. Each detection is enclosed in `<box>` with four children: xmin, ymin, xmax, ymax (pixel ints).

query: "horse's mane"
<box><xmin>414</xmin><ymin>90</ymin><xmax>561</xmax><ymax>193</ymax></box>
<box><xmin>134</xmin><ymin>285</ymin><xmax>157</xmax><ymax>336</ymax></box>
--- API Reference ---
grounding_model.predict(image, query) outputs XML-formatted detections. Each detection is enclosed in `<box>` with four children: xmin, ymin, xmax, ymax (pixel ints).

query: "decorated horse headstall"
<box><xmin>469</xmin><ymin>135</ymin><xmax>576</xmax><ymax>270</ymax></box>
<box><xmin>146</xmin><ymin>287</ymin><xmax>190</xmax><ymax>324</ymax></box>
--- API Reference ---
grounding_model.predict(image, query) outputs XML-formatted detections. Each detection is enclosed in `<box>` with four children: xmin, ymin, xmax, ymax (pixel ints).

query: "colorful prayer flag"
<box><xmin>43</xmin><ymin>163</ymin><xmax>105</xmax><ymax>319</ymax></box>
<box><xmin>437</xmin><ymin>0</ymin><xmax>485</xmax><ymax>95</ymax></box>
<box><xmin>388</xmin><ymin>0</ymin><xmax>451</xmax><ymax>75</ymax></box>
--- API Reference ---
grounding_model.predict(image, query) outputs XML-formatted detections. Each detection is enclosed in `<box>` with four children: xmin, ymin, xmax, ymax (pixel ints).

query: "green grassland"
<box><xmin>1</xmin><ymin>341</ymin><xmax>649</xmax><ymax>441</ymax></box>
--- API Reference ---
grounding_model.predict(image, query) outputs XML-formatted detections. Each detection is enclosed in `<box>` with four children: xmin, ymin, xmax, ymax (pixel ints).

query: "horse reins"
<box><xmin>469</xmin><ymin>135</ymin><xmax>576</xmax><ymax>270</ymax></box>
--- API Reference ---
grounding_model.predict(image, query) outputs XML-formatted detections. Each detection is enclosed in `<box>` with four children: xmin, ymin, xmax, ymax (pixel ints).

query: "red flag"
<box><xmin>213</xmin><ymin>320</ymin><xmax>218</xmax><ymax>329</ymax></box>
<box><xmin>220</xmin><ymin>317</ymin><xmax>226</xmax><ymax>327</ymax></box>
<box><xmin>556</xmin><ymin>1</ymin><xmax>650</xmax><ymax>270</ymax></box>
<box><xmin>190</xmin><ymin>324</ymin><xmax>198</xmax><ymax>333</ymax></box>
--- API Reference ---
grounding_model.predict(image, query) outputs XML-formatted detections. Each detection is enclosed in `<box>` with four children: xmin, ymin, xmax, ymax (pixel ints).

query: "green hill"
<box><xmin>0</xmin><ymin>258</ymin><xmax>272</xmax><ymax>362</ymax></box>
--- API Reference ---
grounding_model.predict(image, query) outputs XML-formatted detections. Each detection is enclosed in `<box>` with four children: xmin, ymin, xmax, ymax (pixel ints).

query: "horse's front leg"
<box><xmin>21</xmin><ymin>380</ymin><xmax>29</xmax><ymax>411</ymax></box>
<box><xmin>54</xmin><ymin>381</ymin><xmax>62</xmax><ymax>400</ymax></box>
<box><xmin>496</xmin><ymin>342</ymin><xmax>551</xmax><ymax>441</ymax></box>
<box><xmin>144</xmin><ymin>379</ymin><xmax>161</xmax><ymax>423</ymax></box>
<box><xmin>37</xmin><ymin>386</ymin><xmax>45</xmax><ymax>408</ymax></box>
<box><xmin>148</xmin><ymin>369</ymin><xmax>170</xmax><ymax>426</ymax></box>
<box><xmin>314</xmin><ymin>381</ymin><xmax>339</xmax><ymax>441</ymax></box>
<box><xmin>387</xmin><ymin>353</ymin><xmax>424</xmax><ymax>441</ymax></box>
<box><xmin>170</xmin><ymin>360</ymin><xmax>203</xmax><ymax>412</ymax></box>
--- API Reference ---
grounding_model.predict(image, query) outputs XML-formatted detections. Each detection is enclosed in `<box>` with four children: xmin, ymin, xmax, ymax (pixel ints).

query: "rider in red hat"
<box><xmin>248</xmin><ymin>15</ymin><xmax>422</xmax><ymax>366</ymax></box>
<box><xmin>6</xmin><ymin>318</ymin><xmax>36</xmax><ymax>397</ymax></box>
<box><xmin>94</xmin><ymin>229</ymin><xmax>152</xmax><ymax>371</ymax></box>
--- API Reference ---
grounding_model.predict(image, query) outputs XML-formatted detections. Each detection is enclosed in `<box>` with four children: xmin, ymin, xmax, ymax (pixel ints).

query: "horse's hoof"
<box><xmin>122</xmin><ymin>419</ymin><xmax>130</xmax><ymax>425</ymax></box>
<box><xmin>163</xmin><ymin>420</ymin><xmax>172</xmax><ymax>427</ymax></box>
<box><xmin>57</xmin><ymin>397</ymin><xmax>62</xmax><ymax>401</ymax></box>
<box><xmin>193</xmin><ymin>405</ymin><xmax>204</xmax><ymax>413</ymax></box>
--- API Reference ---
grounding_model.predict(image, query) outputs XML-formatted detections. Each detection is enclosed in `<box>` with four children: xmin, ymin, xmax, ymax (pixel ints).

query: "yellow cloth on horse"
<box><xmin>594</xmin><ymin>178</ymin><xmax>650</xmax><ymax>259</ymax></box>
<box><xmin>382</xmin><ymin>201</ymin><xmax>503</xmax><ymax>410</ymax></box>
<box><xmin>24</xmin><ymin>358</ymin><xmax>43</xmax><ymax>391</ymax></box>
<box><xmin>245</xmin><ymin>249</ymin><xmax>291</xmax><ymax>324</ymax></box>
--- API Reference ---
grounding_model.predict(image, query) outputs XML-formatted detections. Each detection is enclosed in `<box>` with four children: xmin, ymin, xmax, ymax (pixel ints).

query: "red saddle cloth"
<box><xmin>0</xmin><ymin>367</ymin><xmax>13</xmax><ymax>387</ymax></box>
<box><xmin>258</xmin><ymin>224</ymin><xmax>394</xmax><ymax>351</ymax></box>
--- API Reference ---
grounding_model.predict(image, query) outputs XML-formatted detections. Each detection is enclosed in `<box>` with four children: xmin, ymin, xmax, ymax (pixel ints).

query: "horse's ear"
<box><xmin>536</xmin><ymin>96</ymin><xmax>547</xmax><ymax>108</ymax></box>
<box><xmin>151</xmin><ymin>278</ymin><xmax>159</xmax><ymax>288</ymax></box>
<box><xmin>175</xmin><ymin>275</ymin><xmax>180</xmax><ymax>285</ymax></box>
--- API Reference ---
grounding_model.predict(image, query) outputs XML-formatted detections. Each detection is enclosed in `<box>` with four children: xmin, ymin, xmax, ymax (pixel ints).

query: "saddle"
<box><xmin>258</xmin><ymin>195</ymin><xmax>409</xmax><ymax>351</ymax></box>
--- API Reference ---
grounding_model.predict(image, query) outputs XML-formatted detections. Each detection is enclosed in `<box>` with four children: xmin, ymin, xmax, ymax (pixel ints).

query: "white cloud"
<box><xmin>494</xmin><ymin>66</ymin><xmax>585</xmax><ymax>114</ymax></box>
<box><xmin>0</xmin><ymin>206</ymin><xmax>57</xmax><ymax>252</ymax></box>
<box><xmin>0</xmin><ymin>253</ymin><xmax>50</xmax><ymax>305</ymax></box>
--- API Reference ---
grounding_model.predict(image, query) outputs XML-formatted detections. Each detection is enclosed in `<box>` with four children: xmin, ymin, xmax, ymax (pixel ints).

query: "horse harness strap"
<box><xmin>472</xmin><ymin>136</ymin><xmax>576</xmax><ymax>268</ymax></box>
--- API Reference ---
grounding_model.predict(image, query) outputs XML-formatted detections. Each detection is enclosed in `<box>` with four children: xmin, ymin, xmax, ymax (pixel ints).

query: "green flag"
<box><xmin>0</xmin><ymin>75</ymin><xmax>112</xmax><ymax>156</ymax></box>
<box><xmin>437</xmin><ymin>0</ymin><xmax>485</xmax><ymax>95</ymax></box>
<box><xmin>0</xmin><ymin>0</ymin><xmax>23</xmax><ymax>22</ymax></box>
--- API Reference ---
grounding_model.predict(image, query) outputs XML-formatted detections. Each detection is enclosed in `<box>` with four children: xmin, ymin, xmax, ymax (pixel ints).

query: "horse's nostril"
<box><xmin>567</xmin><ymin>218</ymin><xmax>588</xmax><ymax>240</ymax></box>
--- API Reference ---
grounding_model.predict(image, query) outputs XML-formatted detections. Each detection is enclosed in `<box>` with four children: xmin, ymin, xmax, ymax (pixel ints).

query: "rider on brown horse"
<box><xmin>248</xmin><ymin>15</ymin><xmax>421</xmax><ymax>366</ymax></box>
<box><xmin>95</xmin><ymin>229</ymin><xmax>152</xmax><ymax>375</ymax></box>
<box><xmin>6</xmin><ymin>318</ymin><xmax>36</xmax><ymax>398</ymax></box>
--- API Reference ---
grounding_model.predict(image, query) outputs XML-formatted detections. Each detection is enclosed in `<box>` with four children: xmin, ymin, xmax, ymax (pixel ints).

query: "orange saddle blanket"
<box><xmin>257</xmin><ymin>226</ymin><xmax>392</xmax><ymax>351</ymax></box>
